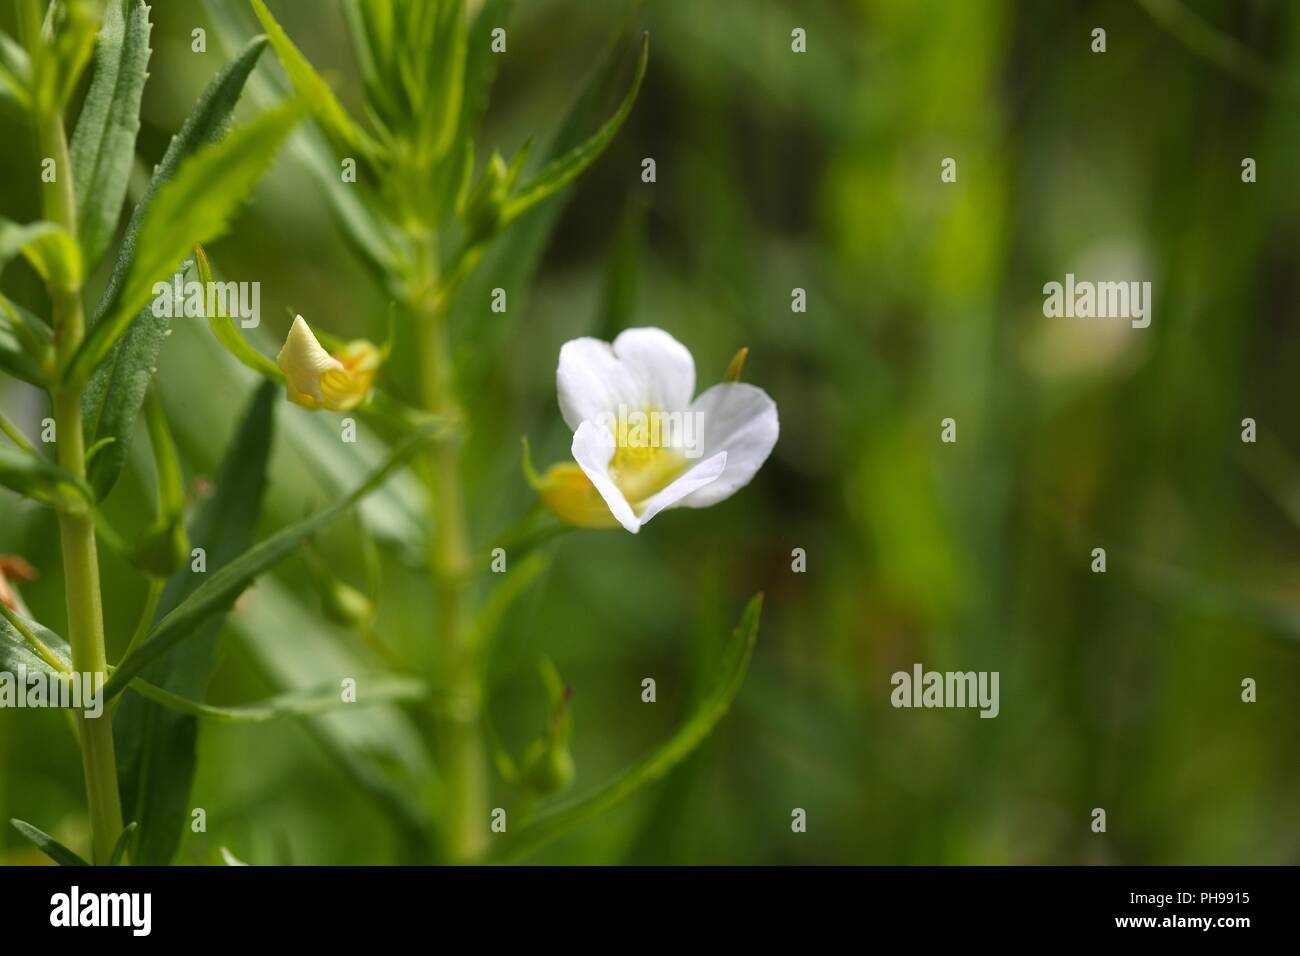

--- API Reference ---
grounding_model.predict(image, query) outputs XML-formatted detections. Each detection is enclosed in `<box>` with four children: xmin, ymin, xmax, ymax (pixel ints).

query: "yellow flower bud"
<box><xmin>538</xmin><ymin>463</ymin><xmax>622</xmax><ymax>529</ymax></box>
<box><xmin>275</xmin><ymin>316</ymin><xmax>379</xmax><ymax>411</ymax></box>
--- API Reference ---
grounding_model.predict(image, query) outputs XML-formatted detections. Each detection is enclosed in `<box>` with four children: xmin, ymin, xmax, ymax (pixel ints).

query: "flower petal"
<box><xmin>680</xmin><ymin>382</ymin><xmax>778</xmax><ymax>508</ymax></box>
<box><xmin>610</xmin><ymin>327</ymin><xmax>695</xmax><ymax>413</ymax></box>
<box><xmin>570</xmin><ymin>421</ymin><xmax>641</xmax><ymax>532</ymax></box>
<box><xmin>277</xmin><ymin>315</ymin><xmax>342</xmax><ymax>409</ymax></box>
<box><xmin>635</xmin><ymin>450</ymin><xmax>727</xmax><ymax>526</ymax></box>
<box><xmin>557</xmin><ymin>327</ymin><xmax>695</xmax><ymax>430</ymax></box>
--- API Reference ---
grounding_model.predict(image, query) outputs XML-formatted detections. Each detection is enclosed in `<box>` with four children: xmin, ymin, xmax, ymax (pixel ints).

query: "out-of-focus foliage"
<box><xmin>2</xmin><ymin>0</ymin><xmax>1299</xmax><ymax>864</ymax></box>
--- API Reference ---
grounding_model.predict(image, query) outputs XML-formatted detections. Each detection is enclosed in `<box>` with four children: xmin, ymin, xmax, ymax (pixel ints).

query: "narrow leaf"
<box><xmin>195</xmin><ymin>244</ymin><xmax>282</xmax><ymax>381</ymax></box>
<box><xmin>0</xmin><ymin>295</ymin><xmax>50</xmax><ymax>385</ymax></box>
<box><xmin>83</xmin><ymin>36</ymin><xmax>270</xmax><ymax>500</ymax></box>
<box><xmin>0</xmin><ymin>605</ymin><xmax>72</xmax><ymax>677</ymax></box>
<box><xmin>67</xmin><ymin>98</ymin><xmax>305</xmax><ymax>386</ymax></box>
<box><xmin>0</xmin><ymin>219</ymin><xmax>83</xmax><ymax>293</ymax></box>
<box><xmin>501</xmin><ymin>33</ymin><xmax>648</xmax><ymax>223</ymax></box>
<box><xmin>416</xmin><ymin>0</ymin><xmax>466</xmax><ymax>163</ymax></box>
<box><xmin>69</xmin><ymin>0</ymin><xmax>152</xmax><ymax>273</ymax></box>
<box><xmin>109</xmin><ymin>822</ymin><xmax>137</xmax><ymax>865</ymax></box>
<box><xmin>105</xmin><ymin>422</ymin><xmax>435</xmax><ymax>699</ymax></box>
<box><xmin>115</xmin><ymin>380</ymin><xmax>276</xmax><ymax>865</ymax></box>
<box><xmin>249</xmin><ymin>0</ymin><xmax>378</xmax><ymax>157</ymax></box>
<box><xmin>10</xmin><ymin>819</ymin><xmax>90</xmax><ymax>867</ymax></box>
<box><xmin>491</xmin><ymin>594</ymin><xmax>762</xmax><ymax>862</ymax></box>
<box><xmin>124</xmin><ymin>672</ymin><xmax>429</xmax><ymax>723</ymax></box>
<box><xmin>0</xmin><ymin>444</ymin><xmax>91</xmax><ymax>510</ymax></box>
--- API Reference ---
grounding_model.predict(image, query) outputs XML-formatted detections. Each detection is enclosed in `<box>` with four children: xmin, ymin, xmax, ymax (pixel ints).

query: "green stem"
<box><xmin>54</xmin><ymin>392</ymin><xmax>125</xmax><ymax>865</ymax></box>
<box><xmin>31</xmin><ymin>84</ymin><xmax>124</xmax><ymax>865</ymax></box>
<box><xmin>411</xmin><ymin>235</ymin><xmax>487</xmax><ymax>863</ymax></box>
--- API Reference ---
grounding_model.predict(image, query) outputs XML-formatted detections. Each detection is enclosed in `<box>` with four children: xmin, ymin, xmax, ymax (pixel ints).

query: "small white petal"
<box><xmin>680</xmin><ymin>382</ymin><xmax>779</xmax><ymax>508</ymax></box>
<box><xmin>635</xmin><ymin>450</ymin><xmax>727</xmax><ymax>527</ymax></box>
<box><xmin>571</xmin><ymin>421</ymin><xmax>641</xmax><ymax>533</ymax></box>
<box><xmin>557</xmin><ymin>327</ymin><xmax>696</xmax><ymax>430</ymax></box>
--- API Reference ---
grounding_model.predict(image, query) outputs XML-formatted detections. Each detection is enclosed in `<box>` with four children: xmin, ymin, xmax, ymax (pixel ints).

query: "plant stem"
<box><xmin>411</xmin><ymin>236</ymin><xmax>488</xmax><ymax>863</ymax></box>
<box><xmin>53</xmin><ymin>389</ymin><xmax>125</xmax><ymax>865</ymax></box>
<box><xmin>35</xmin><ymin>98</ymin><xmax>125</xmax><ymax>865</ymax></box>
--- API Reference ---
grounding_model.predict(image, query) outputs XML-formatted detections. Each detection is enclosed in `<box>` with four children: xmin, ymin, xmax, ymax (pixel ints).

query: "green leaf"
<box><xmin>124</xmin><ymin>672</ymin><xmax>429</xmax><ymax>723</ymax></box>
<box><xmin>0</xmin><ymin>293</ymin><xmax>51</xmax><ymax>386</ymax></box>
<box><xmin>194</xmin><ymin>244</ymin><xmax>282</xmax><ymax>381</ymax></box>
<box><xmin>69</xmin><ymin>0</ymin><xmax>152</xmax><ymax>273</ymax></box>
<box><xmin>340</xmin><ymin>0</ymin><xmax>398</xmax><ymax>124</ymax></box>
<box><xmin>415</xmin><ymin>0</ymin><xmax>466</xmax><ymax>163</ymax></box>
<box><xmin>109</xmin><ymin>822</ymin><xmax>137</xmax><ymax>865</ymax></box>
<box><xmin>114</xmin><ymin>380</ymin><xmax>276</xmax><ymax>865</ymax></box>
<box><xmin>10</xmin><ymin>819</ymin><xmax>90</xmax><ymax>867</ymax></box>
<box><xmin>0</xmin><ymin>32</ymin><xmax>32</xmax><ymax>111</ymax></box>
<box><xmin>500</xmin><ymin>33</ymin><xmax>648</xmax><ymax>224</ymax></box>
<box><xmin>82</xmin><ymin>36</ymin><xmax>269</xmax><ymax>500</ymax></box>
<box><xmin>0</xmin><ymin>219</ymin><xmax>83</xmax><ymax>293</ymax></box>
<box><xmin>105</xmin><ymin>421</ymin><xmax>435</xmax><ymax>700</ymax></box>
<box><xmin>0</xmin><ymin>443</ymin><xmax>91</xmax><ymax>511</ymax></box>
<box><xmin>201</xmin><ymin>4</ymin><xmax>404</xmax><ymax>282</ymax></box>
<box><xmin>453</xmin><ymin>29</ymin><xmax>647</xmax><ymax>389</ymax></box>
<box><xmin>249</xmin><ymin>0</ymin><xmax>379</xmax><ymax>158</ymax></box>
<box><xmin>490</xmin><ymin>594</ymin><xmax>763</xmax><ymax>862</ymax></box>
<box><xmin>0</xmin><ymin>605</ymin><xmax>72</xmax><ymax>677</ymax></box>
<box><xmin>81</xmin><ymin>273</ymin><xmax>175</xmax><ymax>501</ymax></box>
<box><xmin>66</xmin><ymin>97</ymin><xmax>304</xmax><ymax>386</ymax></box>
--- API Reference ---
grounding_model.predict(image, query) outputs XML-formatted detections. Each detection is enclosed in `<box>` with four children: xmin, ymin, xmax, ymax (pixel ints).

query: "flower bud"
<box><xmin>133</xmin><ymin>514</ymin><xmax>190</xmax><ymax>578</ymax></box>
<box><xmin>534</xmin><ymin>462</ymin><xmax>621</xmax><ymax>529</ymax></box>
<box><xmin>276</xmin><ymin>316</ymin><xmax>379</xmax><ymax>411</ymax></box>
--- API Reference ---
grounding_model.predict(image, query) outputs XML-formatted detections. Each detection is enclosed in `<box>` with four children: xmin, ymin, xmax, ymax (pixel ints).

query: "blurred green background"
<box><xmin>3</xmin><ymin>0</ymin><xmax>1299</xmax><ymax>864</ymax></box>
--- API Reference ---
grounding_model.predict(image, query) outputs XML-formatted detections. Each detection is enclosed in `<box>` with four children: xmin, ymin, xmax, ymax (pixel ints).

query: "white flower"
<box><xmin>554</xmin><ymin>327</ymin><xmax>778</xmax><ymax>533</ymax></box>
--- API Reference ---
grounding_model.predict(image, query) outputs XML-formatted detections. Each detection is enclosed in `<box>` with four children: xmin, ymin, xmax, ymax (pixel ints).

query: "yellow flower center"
<box><xmin>607</xmin><ymin>413</ymin><xmax>687</xmax><ymax>505</ymax></box>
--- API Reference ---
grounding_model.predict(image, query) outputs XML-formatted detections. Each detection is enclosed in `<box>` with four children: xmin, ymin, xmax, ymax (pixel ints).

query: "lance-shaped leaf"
<box><xmin>105</xmin><ymin>421</ymin><xmax>435</xmax><ymax>699</ymax></box>
<box><xmin>0</xmin><ymin>219</ymin><xmax>83</xmax><ymax>294</ymax></box>
<box><xmin>499</xmin><ymin>33</ymin><xmax>648</xmax><ymax>225</ymax></box>
<box><xmin>114</xmin><ymin>380</ymin><xmax>275</xmax><ymax>864</ymax></box>
<box><xmin>0</xmin><ymin>293</ymin><xmax>51</xmax><ymax>386</ymax></box>
<box><xmin>414</xmin><ymin>0</ymin><xmax>466</xmax><ymax>164</ymax></box>
<box><xmin>66</xmin><ymin>98</ymin><xmax>305</xmax><ymax>387</ymax></box>
<box><xmin>69</xmin><ymin>0</ymin><xmax>152</xmax><ymax>273</ymax></box>
<box><xmin>491</xmin><ymin>594</ymin><xmax>762</xmax><ymax>862</ymax></box>
<box><xmin>249</xmin><ymin>0</ymin><xmax>379</xmax><ymax>158</ymax></box>
<box><xmin>82</xmin><ymin>36</ymin><xmax>270</xmax><ymax>501</ymax></box>
<box><xmin>10</xmin><ymin>819</ymin><xmax>90</xmax><ymax>867</ymax></box>
<box><xmin>0</xmin><ymin>604</ymin><xmax>72</xmax><ymax>677</ymax></box>
<box><xmin>202</xmin><ymin>2</ymin><xmax>404</xmax><ymax>282</ymax></box>
<box><xmin>124</xmin><ymin>672</ymin><xmax>429</xmax><ymax>724</ymax></box>
<box><xmin>0</xmin><ymin>443</ymin><xmax>91</xmax><ymax>511</ymax></box>
<box><xmin>453</xmin><ymin>28</ymin><xmax>649</xmax><ymax>388</ymax></box>
<box><xmin>108</xmin><ymin>823</ymin><xmax>137</xmax><ymax>865</ymax></box>
<box><xmin>194</xmin><ymin>244</ymin><xmax>282</xmax><ymax>381</ymax></box>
